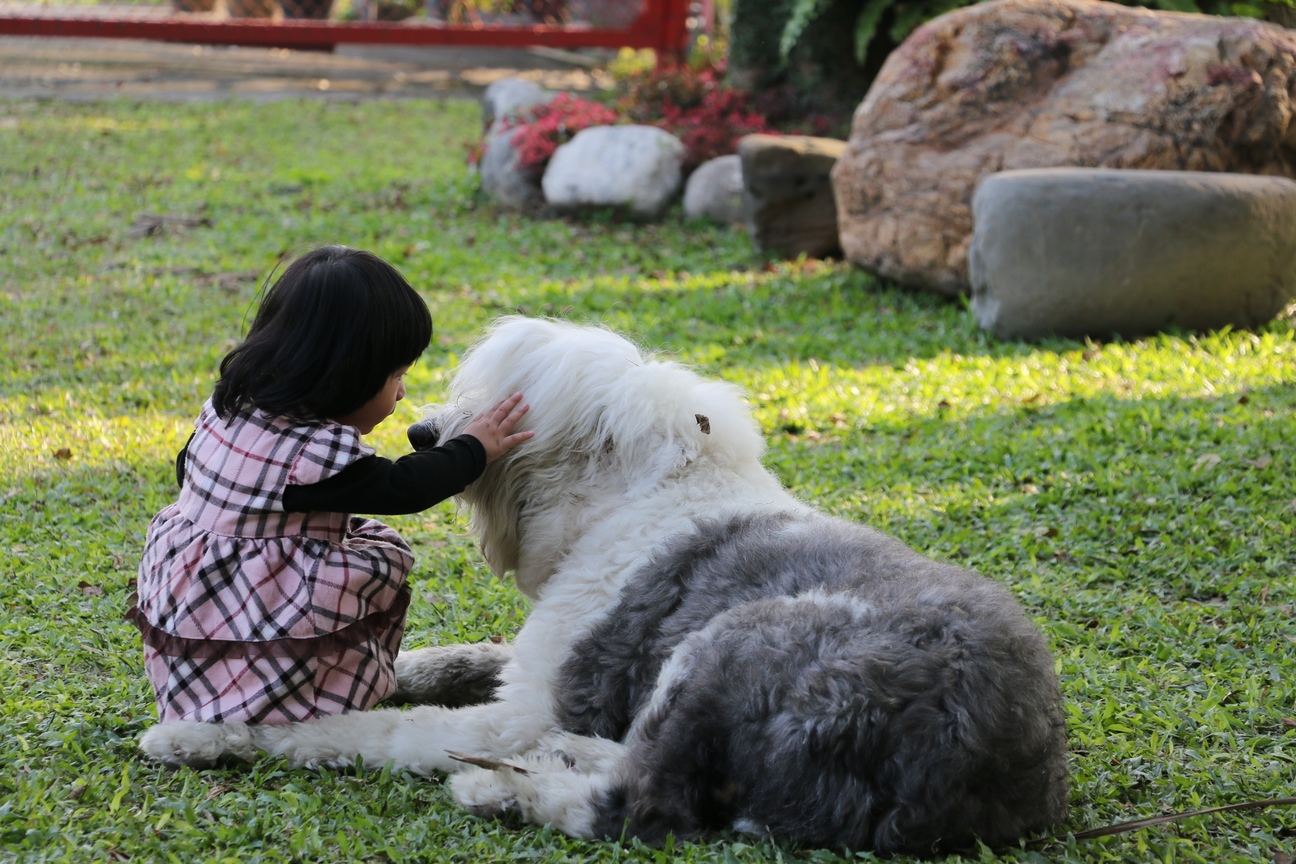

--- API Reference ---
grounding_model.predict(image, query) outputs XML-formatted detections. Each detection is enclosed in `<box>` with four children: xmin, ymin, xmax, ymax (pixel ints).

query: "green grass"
<box><xmin>2</xmin><ymin>96</ymin><xmax>1294</xmax><ymax>864</ymax></box>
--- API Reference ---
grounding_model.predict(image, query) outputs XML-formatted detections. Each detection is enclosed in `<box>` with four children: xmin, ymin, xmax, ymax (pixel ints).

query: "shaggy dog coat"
<box><xmin>141</xmin><ymin>317</ymin><xmax>1068</xmax><ymax>855</ymax></box>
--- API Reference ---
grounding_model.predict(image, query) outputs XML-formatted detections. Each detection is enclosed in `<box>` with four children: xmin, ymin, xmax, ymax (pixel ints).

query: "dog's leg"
<box><xmin>390</xmin><ymin>641</ymin><xmax>512</xmax><ymax>707</ymax></box>
<box><xmin>249</xmin><ymin>672</ymin><xmax>559</xmax><ymax>775</ymax></box>
<box><xmin>531</xmin><ymin>730</ymin><xmax>628</xmax><ymax>774</ymax></box>
<box><xmin>138</xmin><ymin>643</ymin><xmax>515</xmax><ymax>768</ymax></box>
<box><xmin>449</xmin><ymin>751</ymin><xmax>619</xmax><ymax>839</ymax></box>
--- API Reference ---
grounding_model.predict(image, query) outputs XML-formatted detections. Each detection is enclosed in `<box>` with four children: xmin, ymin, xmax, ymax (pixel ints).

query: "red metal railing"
<box><xmin>0</xmin><ymin>0</ymin><xmax>694</xmax><ymax>58</ymax></box>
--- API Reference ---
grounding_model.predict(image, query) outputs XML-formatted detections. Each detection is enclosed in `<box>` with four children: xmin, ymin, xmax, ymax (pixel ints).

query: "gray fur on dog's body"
<box><xmin>554</xmin><ymin>511</ymin><xmax>1067</xmax><ymax>853</ymax></box>
<box><xmin>139</xmin><ymin>317</ymin><xmax>1067</xmax><ymax>855</ymax></box>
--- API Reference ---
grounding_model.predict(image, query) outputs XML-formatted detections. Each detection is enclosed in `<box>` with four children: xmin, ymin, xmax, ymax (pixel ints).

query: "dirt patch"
<box><xmin>0</xmin><ymin>32</ymin><xmax>610</xmax><ymax>101</ymax></box>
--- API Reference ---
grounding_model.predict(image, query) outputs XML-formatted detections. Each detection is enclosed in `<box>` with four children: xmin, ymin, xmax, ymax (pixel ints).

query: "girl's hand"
<box><xmin>464</xmin><ymin>392</ymin><xmax>534</xmax><ymax>463</ymax></box>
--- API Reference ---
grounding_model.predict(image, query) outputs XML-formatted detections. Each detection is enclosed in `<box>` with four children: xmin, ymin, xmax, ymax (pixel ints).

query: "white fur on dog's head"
<box><xmin>426</xmin><ymin>317</ymin><xmax>767</xmax><ymax>596</ymax></box>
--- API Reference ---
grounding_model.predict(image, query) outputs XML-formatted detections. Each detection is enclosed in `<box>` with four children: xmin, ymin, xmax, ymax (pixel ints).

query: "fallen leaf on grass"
<box><xmin>1283</xmin><ymin>718</ymin><xmax>1296</xmax><ymax>728</ymax></box>
<box><xmin>78</xmin><ymin>581</ymin><xmax>103</xmax><ymax>597</ymax></box>
<box><xmin>53</xmin><ymin>448</ymin><xmax>73</xmax><ymax>460</ymax></box>
<box><xmin>1249</xmin><ymin>455</ymin><xmax>1274</xmax><ymax>469</ymax></box>
<box><xmin>1193</xmin><ymin>453</ymin><xmax>1222</xmax><ymax>472</ymax></box>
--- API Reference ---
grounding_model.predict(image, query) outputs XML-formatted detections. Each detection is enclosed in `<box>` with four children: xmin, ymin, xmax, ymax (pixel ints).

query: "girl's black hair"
<box><xmin>212</xmin><ymin>246</ymin><xmax>432</xmax><ymax>421</ymax></box>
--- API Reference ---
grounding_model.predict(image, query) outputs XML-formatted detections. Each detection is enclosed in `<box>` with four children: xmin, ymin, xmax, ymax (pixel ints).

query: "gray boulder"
<box><xmin>683</xmin><ymin>154</ymin><xmax>745</xmax><ymax>224</ymax></box>
<box><xmin>479</xmin><ymin>124</ymin><xmax>543</xmax><ymax>209</ymax></box>
<box><xmin>740</xmin><ymin>134</ymin><xmax>845</xmax><ymax>259</ymax></box>
<box><xmin>968</xmin><ymin>168</ymin><xmax>1296</xmax><ymax>340</ymax></box>
<box><xmin>542</xmin><ymin>125</ymin><xmax>685</xmax><ymax>218</ymax></box>
<box><xmin>481</xmin><ymin>78</ymin><xmax>552</xmax><ymax>130</ymax></box>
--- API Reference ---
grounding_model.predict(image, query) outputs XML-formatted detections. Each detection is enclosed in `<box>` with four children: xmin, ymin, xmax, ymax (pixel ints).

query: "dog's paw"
<box><xmin>139</xmin><ymin>721</ymin><xmax>256</xmax><ymax>768</ymax></box>
<box><xmin>450</xmin><ymin>767</ymin><xmax>519</xmax><ymax>819</ymax></box>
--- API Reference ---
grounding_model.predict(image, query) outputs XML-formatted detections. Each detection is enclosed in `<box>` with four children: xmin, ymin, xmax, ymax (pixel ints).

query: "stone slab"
<box><xmin>739</xmin><ymin>133</ymin><xmax>846</xmax><ymax>259</ymax></box>
<box><xmin>969</xmin><ymin>168</ymin><xmax>1296</xmax><ymax>340</ymax></box>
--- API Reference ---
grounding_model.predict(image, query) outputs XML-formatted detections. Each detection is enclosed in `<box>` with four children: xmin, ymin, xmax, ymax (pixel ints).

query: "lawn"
<box><xmin>1</xmin><ymin>96</ymin><xmax>1294</xmax><ymax>864</ymax></box>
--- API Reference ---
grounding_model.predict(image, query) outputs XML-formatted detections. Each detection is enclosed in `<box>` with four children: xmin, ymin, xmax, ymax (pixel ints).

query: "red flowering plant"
<box><xmin>614</xmin><ymin>53</ymin><xmax>777</xmax><ymax>174</ymax></box>
<box><xmin>499</xmin><ymin>93</ymin><xmax>620</xmax><ymax>174</ymax></box>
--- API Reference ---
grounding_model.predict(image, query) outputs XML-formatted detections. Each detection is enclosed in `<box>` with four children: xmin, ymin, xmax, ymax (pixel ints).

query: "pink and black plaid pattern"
<box><xmin>132</xmin><ymin>401</ymin><xmax>414</xmax><ymax>724</ymax></box>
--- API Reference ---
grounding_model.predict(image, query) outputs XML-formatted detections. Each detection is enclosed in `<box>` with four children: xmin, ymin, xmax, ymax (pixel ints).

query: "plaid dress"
<box><xmin>130</xmin><ymin>401</ymin><xmax>414</xmax><ymax>724</ymax></box>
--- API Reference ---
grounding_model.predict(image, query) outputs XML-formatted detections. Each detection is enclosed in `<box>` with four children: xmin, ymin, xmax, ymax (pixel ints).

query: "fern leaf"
<box><xmin>780</xmin><ymin>0</ymin><xmax>834</xmax><ymax>61</ymax></box>
<box><xmin>855</xmin><ymin>0</ymin><xmax>901</xmax><ymax>67</ymax></box>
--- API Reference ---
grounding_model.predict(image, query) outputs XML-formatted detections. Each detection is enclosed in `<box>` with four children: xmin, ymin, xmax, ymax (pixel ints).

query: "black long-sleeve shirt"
<box><xmin>176</xmin><ymin>434</ymin><xmax>486</xmax><ymax>516</ymax></box>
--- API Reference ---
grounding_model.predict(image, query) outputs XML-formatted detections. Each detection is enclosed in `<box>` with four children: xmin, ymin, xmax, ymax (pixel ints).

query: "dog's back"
<box><xmin>555</xmin><ymin>512</ymin><xmax>1068</xmax><ymax>853</ymax></box>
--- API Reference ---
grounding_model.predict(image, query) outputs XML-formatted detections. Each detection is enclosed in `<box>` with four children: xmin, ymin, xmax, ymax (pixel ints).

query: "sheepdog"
<box><xmin>141</xmin><ymin>316</ymin><xmax>1068</xmax><ymax>855</ymax></box>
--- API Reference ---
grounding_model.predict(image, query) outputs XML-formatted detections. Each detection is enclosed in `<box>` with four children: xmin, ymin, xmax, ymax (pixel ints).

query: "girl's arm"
<box><xmin>281</xmin><ymin>434</ymin><xmax>486</xmax><ymax>515</ymax></box>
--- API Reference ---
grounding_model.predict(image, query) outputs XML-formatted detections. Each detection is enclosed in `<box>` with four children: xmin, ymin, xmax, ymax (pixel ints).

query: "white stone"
<box><xmin>683</xmin><ymin>154</ymin><xmax>745</xmax><ymax>224</ymax></box>
<box><xmin>481</xmin><ymin>78</ymin><xmax>552</xmax><ymax>129</ymax></box>
<box><xmin>542</xmin><ymin>125</ymin><xmax>685</xmax><ymax>218</ymax></box>
<box><xmin>479</xmin><ymin>124</ymin><xmax>543</xmax><ymax>209</ymax></box>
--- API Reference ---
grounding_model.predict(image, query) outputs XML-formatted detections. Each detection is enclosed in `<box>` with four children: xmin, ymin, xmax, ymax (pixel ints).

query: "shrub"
<box><xmin>502</xmin><ymin>93</ymin><xmax>620</xmax><ymax>173</ymax></box>
<box><xmin>615</xmin><ymin>54</ymin><xmax>780</xmax><ymax>172</ymax></box>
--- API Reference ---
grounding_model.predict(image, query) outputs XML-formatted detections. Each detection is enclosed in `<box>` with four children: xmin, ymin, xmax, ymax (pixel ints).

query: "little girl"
<box><xmin>129</xmin><ymin>245</ymin><xmax>531</xmax><ymax>725</ymax></box>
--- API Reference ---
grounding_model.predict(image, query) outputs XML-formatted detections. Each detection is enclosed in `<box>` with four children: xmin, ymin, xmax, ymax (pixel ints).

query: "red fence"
<box><xmin>0</xmin><ymin>0</ymin><xmax>695</xmax><ymax>58</ymax></box>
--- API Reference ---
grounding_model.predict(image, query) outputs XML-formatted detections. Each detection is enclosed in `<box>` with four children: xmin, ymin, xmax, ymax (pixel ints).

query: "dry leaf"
<box><xmin>1193</xmin><ymin>453</ymin><xmax>1222</xmax><ymax>472</ymax></box>
<box><xmin>78</xmin><ymin>581</ymin><xmax>104</xmax><ymax>597</ymax></box>
<box><xmin>446</xmin><ymin>751</ymin><xmax>529</xmax><ymax>775</ymax></box>
<box><xmin>53</xmin><ymin>448</ymin><xmax>73</xmax><ymax>460</ymax></box>
<box><xmin>1250</xmin><ymin>455</ymin><xmax>1273</xmax><ymax>470</ymax></box>
<box><xmin>489</xmin><ymin>634</ymin><xmax>505</xmax><ymax>644</ymax></box>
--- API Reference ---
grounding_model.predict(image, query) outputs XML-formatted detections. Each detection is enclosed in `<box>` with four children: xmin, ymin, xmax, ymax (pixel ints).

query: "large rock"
<box><xmin>683</xmin><ymin>154</ymin><xmax>746</xmax><ymax>224</ymax></box>
<box><xmin>542</xmin><ymin>125</ymin><xmax>685</xmax><ymax>218</ymax></box>
<box><xmin>969</xmin><ymin>168</ymin><xmax>1296</xmax><ymax>340</ymax></box>
<box><xmin>740</xmin><ymin>134</ymin><xmax>846</xmax><ymax>259</ymax></box>
<box><xmin>833</xmin><ymin>0</ymin><xmax>1296</xmax><ymax>297</ymax></box>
